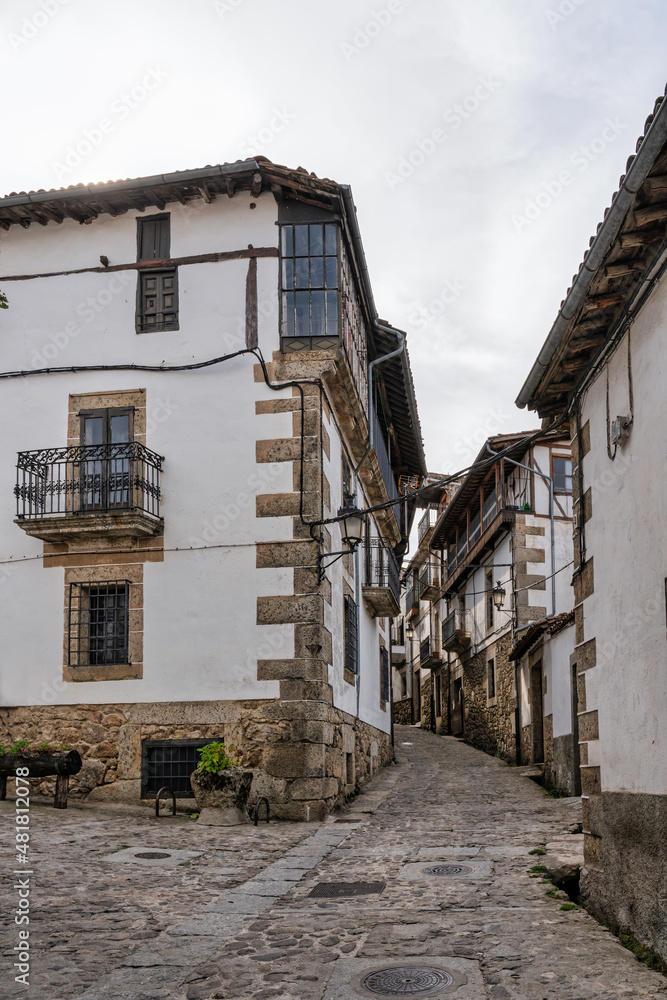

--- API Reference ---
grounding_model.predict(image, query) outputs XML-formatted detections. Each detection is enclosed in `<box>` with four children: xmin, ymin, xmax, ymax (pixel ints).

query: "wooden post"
<box><xmin>54</xmin><ymin>774</ymin><xmax>69</xmax><ymax>809</ymax></box>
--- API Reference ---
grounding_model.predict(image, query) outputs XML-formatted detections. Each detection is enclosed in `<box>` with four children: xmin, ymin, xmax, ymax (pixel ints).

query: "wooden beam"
<box><xmin>251</xmin><ymin>172</ymin><xmax>262</xmax><ymax>197</ymax></box>
<box><xmin>121</xmin><ymin>193</ymin><xmax>145</xmax><ymax>212</ymax></box>
<box><xmin>226</xmin><ymin>177</ymin><xmax>235</xmax><ymax>198</ymax></box>
<box><xmin>173</xmin><ymin>188</ymin><xmax>188</xmax><ymax>207</ymax></box>
<box><xmin>633</xmin><ymin>203</ymin><xmax>667</xmax><ymax>227</ymax></box>
<box><xmin>562</xmin><ymin>357</ymin><xmax>589</xmax><ymax>373</ymax></box>
<box><xmin>145</xmin><ymin>188</ymin><xmax>166</xmax><ymax>210</ymax></box>
<box><xmin>2</xmin><ymin>208</ymin><xmax>31</xmax><ymax>228</ymax></box>
<box><xmin>61</xmin><ymin>204</ymin><xmax>87</xmax><ymax>224</ymax></box>
<box><xmin>619</xmin><ymin>229</ymin><xmax>662</xmax><ymax>248</ymax></box>
<box><xmin>197</xmin><ymin>182</ymin><xmax>215</xmax><ymax>204</ymax></box>
<box><xmin>605</xmin><ymin>260</ymin><xmax>644</xmax><ymax>278</ymax></box>
<box><xmin>582</xmin><ymin>293</ymin><xmax>625</xmax><ymax>311</ymax></box>
<box><xmin>568</xmin><ymin>335</ymin><xmax>605</xmax><ymax>353</ymax></box>
<box><xmin>92</xmin><ymin>194</ymin><xmax>119</xmax><ymax>217</ymax></box>
<box><xmin>643</xmin><ymin>173</ymin><xmax>667</xmax><ymax>195</ymax></box>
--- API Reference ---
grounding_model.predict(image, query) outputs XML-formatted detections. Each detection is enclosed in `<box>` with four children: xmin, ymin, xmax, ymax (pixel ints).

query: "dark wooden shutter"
<box><xmin>344</xmin><ymin>595</ymin><xmax>358</xmax><ymax>674</ymax></box>
<box><xmin>138</xmin><ymin>215</ymin><xmax>170</xmax><ymax>261</ymax></box>
<box><xmin>381</xmin><ymin>646</ymin><xmax>389</xmax><ymax>702</ymax></box>
<box><xmin>138</xmin><ymin>270</ymin><xmax>178</xmax><ymax>331</ymax></box>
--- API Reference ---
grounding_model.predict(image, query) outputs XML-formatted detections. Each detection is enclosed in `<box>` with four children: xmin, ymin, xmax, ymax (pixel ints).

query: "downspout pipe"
<box><xmin>488</xmin><ymin>444</ymin><xmax>556</xmax><ymax>617</ymax></box>
<box><xmin>516</xmin><ymin>93</ymin><xmax>667</xmax><ymax>411</ymax></box>
<box><xmin>368</xmin><ymin>329</ymin><xmax>405</xmax><ymax>451</ymax></box>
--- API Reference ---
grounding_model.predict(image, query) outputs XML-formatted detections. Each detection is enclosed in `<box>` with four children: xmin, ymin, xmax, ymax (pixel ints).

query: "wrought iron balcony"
<box><xmin>418</xmin><ymin>561</ymin><xmax>441</xmax><ymax>602</ymax></box>
<box><xmin>362</xmin><ymin>536</ymin><xmax>401</xmax><ymax>618</ymax></box>
<box><xmin>417</xmin><ymin>505</ymin><xmax>439</xmax><ymax>545</ymax></box>
<box><xmin>405</xmin><ymin>578</ymin><xmax>419</xmax><ymax>613</ymax></box>
<box><xmin>14</xmin><ymin>442</ymin><xmax>163</xmax><ymax>542</ymax></box>
<box><xmin>441</xmin><ymin>609</ymin><xmax>472</xmax><ymax>655</ymax></box>
<box><xmin>419</xmin><ymin>634</ymin><xmax>442</xmax><ymax>667</ymax></box>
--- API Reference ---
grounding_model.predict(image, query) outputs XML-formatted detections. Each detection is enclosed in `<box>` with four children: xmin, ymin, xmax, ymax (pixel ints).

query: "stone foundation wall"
<box><xmin>420</xmin><ymin>673</ymin><xmax>434</xmax><ymax>731</ymax></box>
<box><xmin>548</xmin><ymin>732</ymin><xmax>580</xmax><ymax>796</ymax></box>
<box><xmin>460</xmin><ymin>633</ymin><xmax>516</xmax><ymax>761</ymax></box>
<box><xmin>393</xmin><ymin>698</ymin><xmax>412</xmax><ymax>726</ymax></box>
<box><xmin>0</xmin><ymin>699</ymin><xmax>392</xmax><ymax>821</ymax></box>
<box><xmin>580</xmin><ymin>790</ymin><xmax>667</xmax><ymax>960</ymax></box>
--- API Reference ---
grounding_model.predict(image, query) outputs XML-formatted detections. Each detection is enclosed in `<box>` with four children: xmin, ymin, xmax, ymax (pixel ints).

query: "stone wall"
<box><xmin>0</xmin><ymin>698</ymin><xmax>392</xmax><ymax>821</ymax></box>
<box><xmin>420</xmin><ymin>673</ymin><xmax>434</xmax><ymax>731</ymax></box>
<box><xmin>460</xmin><ymin>633</ymin><xmax>516</xmax><ymax>761</ymax></box>
<box><xmin>393</xmin><ymin>698</ymin><xmax>412</xmax><ymax>726</ymax></box>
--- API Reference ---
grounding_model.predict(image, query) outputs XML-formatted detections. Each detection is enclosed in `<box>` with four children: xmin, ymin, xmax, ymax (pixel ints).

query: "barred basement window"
<box><xmin>488</xmin><ymin>658</ymin><xmax>496</xmax><ymax>700</ymax></box>
<box><xmin>280</xmin><ymin>223</ymin><xmax>339</xmax><ymax>342</ymax></box>
<box><xmin>136</xmin><ymin>214</ymin><xmax>179</xmax><ymax>332</ymax></box>
<box><xmin>380</xmin><ymin>646</ymin><xmax>389</xmax><ymax>703</ymax></box>
<box><xmin>141</xmin><ymin>739</ymin><xmax>221</xmax><ymax>799</ymax></box>
<box><xmin>344</xmin><ymin>594</ymin><xmax>358</xmax><ymax>674</ymax></box>
<box><xmin>68</xmin><ymin>581</ymin><xmax>129</xmax><ymax>667</ymax></box>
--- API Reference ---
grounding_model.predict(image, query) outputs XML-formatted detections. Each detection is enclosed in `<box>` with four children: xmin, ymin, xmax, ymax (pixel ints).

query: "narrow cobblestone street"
<box><xmin>2</xmin><ymin>727</ymin><xmax>666</xmax><ymax>1000</ymax></box>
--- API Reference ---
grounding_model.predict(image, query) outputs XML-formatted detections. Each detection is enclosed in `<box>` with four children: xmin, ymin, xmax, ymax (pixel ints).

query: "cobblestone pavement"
<box><xmin>3</xmin><ymin>727</ymin><xmax>666</xmax><ymax>1000</ymax></box>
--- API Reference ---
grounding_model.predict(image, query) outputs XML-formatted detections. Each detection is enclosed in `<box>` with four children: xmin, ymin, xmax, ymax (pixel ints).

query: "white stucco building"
<box><xmin>0</xmin><ymin>158</ymin><xmax>425</xmax><ymax>818</ymax></box>
<box><xmin>517</xmin><ymin>91</ymin><xmax>667</xmax><ymax>957</ymax></box>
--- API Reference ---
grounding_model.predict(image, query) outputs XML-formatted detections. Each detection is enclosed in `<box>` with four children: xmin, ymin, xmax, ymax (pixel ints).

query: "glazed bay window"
<box><xmin>136</xmin><ymin>214</ymin><xmax>178</xmax><ymax>332</ymax></box>
<box><xmin>68</xmin><ymin>581</ymin><xmax>129</xmax><ymax>668</ymax></box>
<box><xmin>281</xmin><ymin>223</ymin><xmax>339</xmax><ymax>343</ymax></box>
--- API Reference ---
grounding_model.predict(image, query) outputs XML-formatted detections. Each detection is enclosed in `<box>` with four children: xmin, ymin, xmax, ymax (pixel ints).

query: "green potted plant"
<box><xmin>189</xmin><ymin>740</ymin><xmax>252</xmax><ymax>826</ymax></box>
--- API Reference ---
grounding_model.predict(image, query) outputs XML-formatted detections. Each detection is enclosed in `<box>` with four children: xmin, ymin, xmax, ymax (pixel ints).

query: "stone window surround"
<box><xmin>63</xmin><ymin>563</ymin><xmax>143</xmax><ymax>682</ymax></box>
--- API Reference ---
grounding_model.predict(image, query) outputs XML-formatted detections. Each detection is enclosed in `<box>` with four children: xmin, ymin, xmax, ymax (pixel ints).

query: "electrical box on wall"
<box><xmin>611</xmin><ymin>415</ymin><xmax>631</xmax><ymax>447</ymax></box>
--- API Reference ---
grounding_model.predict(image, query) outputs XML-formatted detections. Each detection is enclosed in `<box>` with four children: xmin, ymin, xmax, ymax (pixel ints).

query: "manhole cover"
<box><xmin>133</xmin><ymin>851</ymin><xmax>173</xmax><ymax>859</ymax></box>
<box><xmin>361</xmin><ymin>966</ymin><xmax>453</xmax><ymax>996</ymax></box>
<box><xmin>421</xmin><ymin>864</ymin><xmax>474</xmax><ymax>876</ymax></box>
<box><xmin>308</xmin><ymin>881</ymin><xmax>385</xmax><ymax>898</ymax></box>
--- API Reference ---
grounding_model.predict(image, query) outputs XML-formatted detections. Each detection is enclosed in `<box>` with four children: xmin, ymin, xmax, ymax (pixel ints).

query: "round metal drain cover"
<box><xmin>361</xmin><ymin>966</ymin><xmax>453</xmax><ymax>996</ymax></box>
<box><xmin>133</xmin><ymin>851</ymin><xmax>172</xmax><ymax>859</ymax></box>
<box><xmin>421</xmin><ymin>864</ymin><xmax>474</xmax><ymax>876</ymax></box>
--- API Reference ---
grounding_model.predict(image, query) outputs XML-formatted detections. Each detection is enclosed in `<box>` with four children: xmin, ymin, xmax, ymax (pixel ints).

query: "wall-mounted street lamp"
<box><xmin>316</xmin><ymin>496</ymin><xmax>365</xmax><ymax>584</ymax></box>
<box><xmin>492</xmin><ymin>580</ymin><xmax>507</xmax><ymax>610</ymax></box>
<box><xmin>405</xmin><ymin>620</ymin><xmax>415</xmax><ymax>641</ymax></box>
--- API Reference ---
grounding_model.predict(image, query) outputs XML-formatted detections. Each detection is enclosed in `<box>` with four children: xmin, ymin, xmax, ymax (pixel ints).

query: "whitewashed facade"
<box><xmin>0</xmin><ymin>160</ymin><xmax>425</xmax><ymax>817</ymax></box>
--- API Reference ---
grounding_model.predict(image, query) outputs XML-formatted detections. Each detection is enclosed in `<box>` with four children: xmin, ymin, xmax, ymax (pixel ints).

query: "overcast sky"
<box><xmin>0</xmin><ymin>0</ymin><xmax>664</xmax><ymax>473</ymax></box>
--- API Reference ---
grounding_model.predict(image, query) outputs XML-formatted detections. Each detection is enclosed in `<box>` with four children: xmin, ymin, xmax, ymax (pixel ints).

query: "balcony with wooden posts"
<box><xmin>441</xmin><ymin>609</ymin><xmax>472</xmax><ymax>655</ymax></box>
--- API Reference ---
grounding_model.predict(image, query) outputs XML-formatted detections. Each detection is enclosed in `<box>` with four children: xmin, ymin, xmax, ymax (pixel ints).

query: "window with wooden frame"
<box><xmin>344</xmin><ymin>594</ymin><xmax>358</xmax><ymax>675</ymax></box>
<box><xmin>136</xmin><ymin>214</ymin><xmax>178</xmax><ymax>332</ymax></box>
<box><xmin>280</xmin><ymin>223</ymin><xmax>339</xmax><ymax>342</ymax></box>
<box><xmin>78</xmin><ymin>407</ymin><xmax>133</xmax><ymax>511</ymax></box>
<box><xmin>380</xmin><ymin>645</ymin><xmax>389</xmax><ymax>704</ymax></box>
<box><xmin>68</xmin><ymin>580</ymin><xmax>130</xmax><ymax>668</ymax></box>
<box><xmin>552</xmin><ymin>454</ymin><xmax>573</xmax><ymax>494</ymax></box>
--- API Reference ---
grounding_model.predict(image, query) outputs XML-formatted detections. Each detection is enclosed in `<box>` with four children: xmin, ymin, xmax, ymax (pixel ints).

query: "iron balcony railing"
<box><xmin>391</xmin><ymin>620</ymin><xmax>405</xmax><ymax>646</ymax></box>
<box><xmin>15</xmin><ymin>442</ymin><xmax>163</xmax><ymax>520</ymax></box>
<box><xmin>405</xmin><ymin>577</ymin><xmax>419</xmax><ymax>611</ymax></box>
<box><xmin>417</xmin><ymin>504</ymin><xmax>439</xmax><ymax>543</ymax></box>
<box><xmin>420</xmin><ymin>634</ymin><xmax>441</xmax><ymax>664</ymax></box>
<box><xmin>373</xmin><ymin>413</ymin><xmax>403</xmax><ymax>532</ymax></box>
<box><xmin>445</xmin><ymin>474</ymin><xmax>532</xmax><ymax>580</ymax></box>
<box><xmin>442</xmin><ymin>608</ymin><xmax>472</xmax><ymax>646</ymax></box>
<box><xmin>365</xmin><ymin>536</ymin><xmax>400</xmax><ymax>603</ymax></box>
<box><xmin>418</xmin><ymin>561</ymin><xmax>440</xmax><ymax>598</ymax></box>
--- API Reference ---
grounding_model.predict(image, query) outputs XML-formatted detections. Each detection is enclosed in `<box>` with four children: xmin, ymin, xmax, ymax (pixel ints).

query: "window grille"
<box><xmin>344</xmin><ymin>595</ymin><xmax>358</xmax><ymax>674</ymax></box>
<box><xmin>488</xmin><ymin>658</ymin><xmax>496</xmax><ymax>699</ymax></box>
<box><xmin>68</xmin><ymin>581</ymin><xmax>130</xmax><ymax>667</ymax></box>
<box><xmin>141</xmin><ymin>740</ymin><xmax>221</xmax><ymax>799</ymax></box>
<box><xmin>280</xmin><ymin>223</ymin><xmax>339</xmax><ymax>341</ymax></box>
<box><xmin>380</xmin><ymin>646</ymin><xmax>389</xmax><ymax>702</ymax></box>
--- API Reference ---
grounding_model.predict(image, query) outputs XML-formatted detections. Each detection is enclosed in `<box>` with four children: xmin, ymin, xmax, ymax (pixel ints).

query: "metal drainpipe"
<box><xmin>354</xmin><ymin>493</ymin><xmax>362</xmax><ymax>721</ymax></box>
<box><xmin>487</xmin><ymin>445</ymin><xmax>556</xmax><ymax>617</ymax></box>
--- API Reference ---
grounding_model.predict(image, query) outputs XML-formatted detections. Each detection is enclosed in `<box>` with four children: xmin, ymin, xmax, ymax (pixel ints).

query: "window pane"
<box><xmin>311</xmin><ymin>291</ymin><xmax>325</xmax><ymax>337</ymax></box>
<box><xmin>309</xmin><ymin>224</ymin><xmax>323</xmax><ymax>255</ymax></box>
<box><xmin>281</xmin><ymin>226</ymin><xmax>293</xmax><ymax>256</ymax></box>
<box><xmin>310</xmin><ymin>257</ymin><xmax>324</xmax><ymax>287</ymax></box>
<box><xmin>325</xmin><ymin>224</ymin><xmax>337</xmax><ymax>255</ymax></box>
<box><xmin>283</xmin><ymin>292</ymin><xmax>295</xmax><ymax>337</ymax></box>
<box><xmin>282</xmin><ymin>258</ymin><xmax>294</xmax><ymax>290</ymax></box>
<box><xmin>295</xmin><ymin>291</ymin><xmax>310</xmax><ymax>337</ymax></box>
<box><xmin>325</xmin><ymin>256</ymin><xmax>338</xmax><ymax>288</ymax></box>
<box><xmin>110</xmin><ymin>415</ymin><xmax>130</xmax><ymax>444</ymax></box>
<box><xmin>326</xmin><ymin>290</ymin><xmax>338</xmax><ymax>336</ymax></box>
<box><xmin>83</xmin><ymin>417</ymin><xmax>103</xmax><ymax>446</ymax></box>
<box><xmin>294</xmin><ymin>225</ymin><xmax>309</xmax><ymax>256</ymax></box>
<box><xmin>295</xmin><ymin>257</ymin><xmax>309</xmax><ymax>288</ymax></box>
